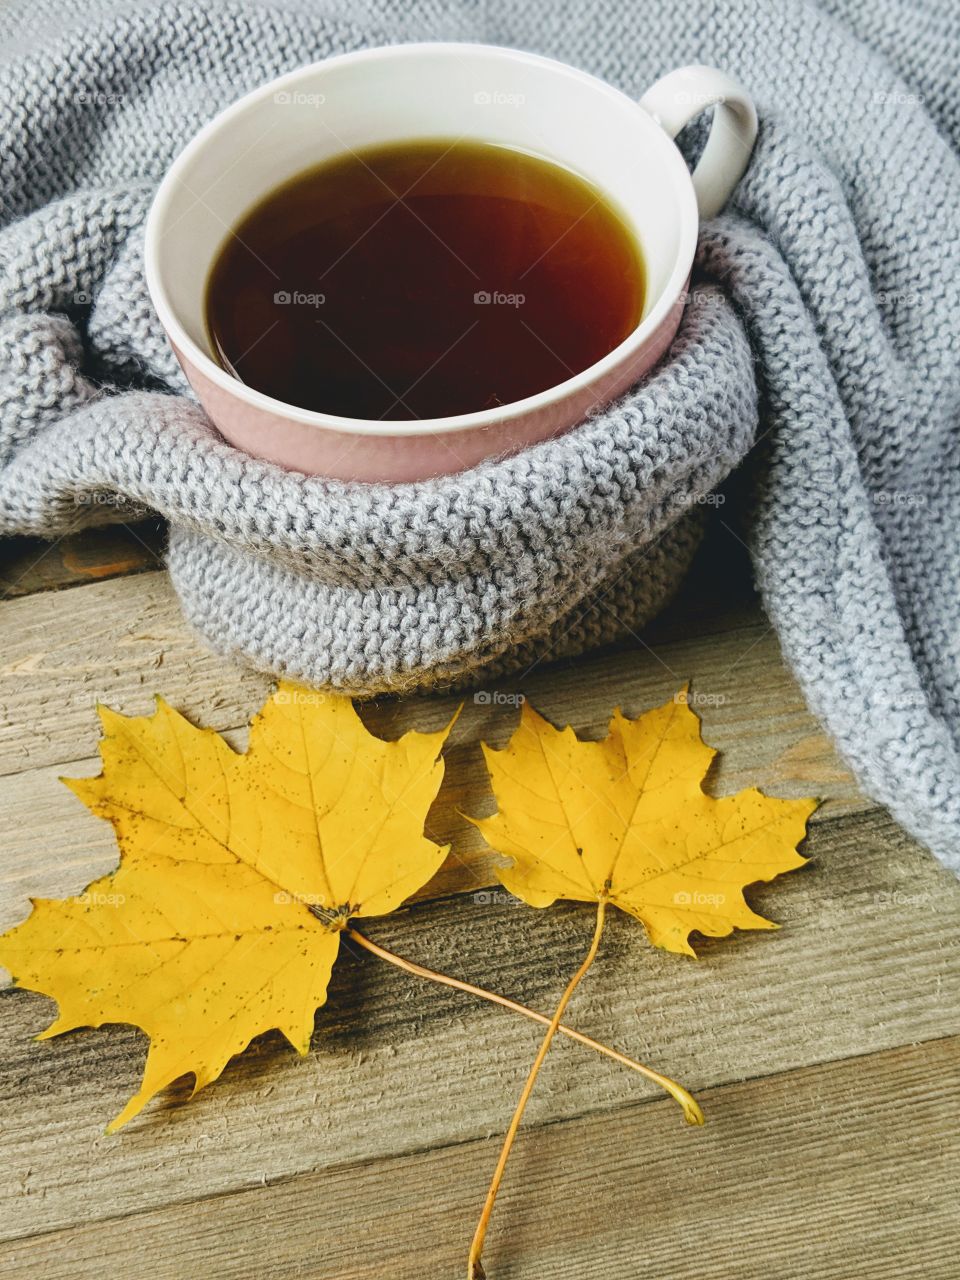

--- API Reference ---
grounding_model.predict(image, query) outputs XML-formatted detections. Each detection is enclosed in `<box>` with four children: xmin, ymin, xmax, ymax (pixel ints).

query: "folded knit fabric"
<box><xmin>0</xmin><ymin>0</ymin><xmax>958</xmax><ymax>873</ymax></box>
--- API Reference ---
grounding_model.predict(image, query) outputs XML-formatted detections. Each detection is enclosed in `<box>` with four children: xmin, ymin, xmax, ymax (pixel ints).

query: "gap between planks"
<box><xmin>0</xmin><ymin>1035</ymin><xmax>956</xmax><ymax>1280</ymax></box>
<box><xmin>0</xmin><ymin>807</ymin><xmax>956</xmax><ymax>1243</ymax></box>
<box><xmin>1</xmin><ymin>554</ymin><xmax>956</xmax><ymax>1271</ymax></box>
<box><xmin>0</xmin><ymin>567</ymin><xmax>848</xmax><ymax>789</ymax></box>
<box><xmin>0</xmin><ymin>569</ymin><xmax>862</xmax><ymax>939</ymax></box>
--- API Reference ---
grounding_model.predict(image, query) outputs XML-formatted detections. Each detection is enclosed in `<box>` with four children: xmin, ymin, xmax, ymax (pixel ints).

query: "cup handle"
<box><xmin>639</xmin><ymin>66</ymin><xmax>758</xmax><ymax>219</ymax></box>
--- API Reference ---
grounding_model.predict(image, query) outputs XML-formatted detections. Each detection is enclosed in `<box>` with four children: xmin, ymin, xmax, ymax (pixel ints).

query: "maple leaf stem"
<box><xmin>466</xmin><ymin>897</ymin><xmax>610</xmax><ymax>1280</ymax></box>
<box><xmin>344</xmin><ymin>926</ymin><xmax>700</xmax><ymax>1121</ymax></box>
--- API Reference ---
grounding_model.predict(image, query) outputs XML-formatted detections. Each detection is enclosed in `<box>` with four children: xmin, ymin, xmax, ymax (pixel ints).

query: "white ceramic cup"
<box><xmin>145</xmin><ymin>44</ymin><xmax>757</xmax><ymax>482</ymax></box>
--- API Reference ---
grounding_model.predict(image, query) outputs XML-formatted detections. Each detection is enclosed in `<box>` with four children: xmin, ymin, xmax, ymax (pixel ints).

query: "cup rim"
<box><xmin>144</xmin><ymin>41</ymin><xmax>699</xmax><ymax>439</ymax></box>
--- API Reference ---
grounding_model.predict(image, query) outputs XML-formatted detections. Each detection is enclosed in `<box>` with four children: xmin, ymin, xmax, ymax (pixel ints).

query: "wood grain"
<box><xmin>0</xmin><ymin>522</ymin><xmax>165</xmax><ymax>599</ymax></box>
<box><xmin>0</xmin><ymin>565</ymin><xmax>863</xmax><ymax>940</ymax></box>
<box><xmin>0</xmin><ymin>529</ymin><xmax>956</xmax><ymax>1279</ymax></box>
<box><xmin>0</xmin><ymin>556</ymin><xmax>853</xmax><ymax>795</ymax></box>
<box><xmin>1</xmin><ymin>1035</ymin><xmax>956</xmax><ymax>1279</ymax></box>
<box><xmin>0</xmin><ymin>808</ymin><xmax>956</xmax><ymax>1242</ymax></box>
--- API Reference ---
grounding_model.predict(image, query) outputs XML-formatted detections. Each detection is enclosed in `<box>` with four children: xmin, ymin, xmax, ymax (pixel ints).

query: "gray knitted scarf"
<box><xmin>1</xmin><ymin>0</ymin><xmax>958</xmax><ymax>873</ymax></box>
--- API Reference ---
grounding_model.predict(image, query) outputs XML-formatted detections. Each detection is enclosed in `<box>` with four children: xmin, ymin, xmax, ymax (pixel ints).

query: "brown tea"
<box><xmin>205</xmin><ymin>139</ymin><xmax>645</xmax><ymax>421</ymax></box>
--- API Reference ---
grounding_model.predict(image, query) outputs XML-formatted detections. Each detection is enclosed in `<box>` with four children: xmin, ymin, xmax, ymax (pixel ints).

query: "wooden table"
<box><xmin>0</xmin><ymin>518</ymin><xmax>957</xmax><ymax>1279</ymax></box>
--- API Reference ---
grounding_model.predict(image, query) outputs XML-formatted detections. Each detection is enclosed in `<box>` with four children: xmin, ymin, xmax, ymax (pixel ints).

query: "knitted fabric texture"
<box><xmin>0</xmin><ymin>0</ymin><xmax>958</xmax><ymax>873</ymax></box>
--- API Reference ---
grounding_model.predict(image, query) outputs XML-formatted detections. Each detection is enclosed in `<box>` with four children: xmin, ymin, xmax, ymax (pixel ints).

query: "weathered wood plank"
<box><xmin>0</xmin><ymin>559</ymin><xmax>864</xmax><ymax>941</ymax></box>
<box><xmin>0</xmin><ymin>557</ymin><xmax>856</xmax><ymax>806</ymax></box>
<box><xmin>0</xmin><ymin>705</ymin><xmax>855</xmax><ymax>947</ymax></box>
<box><xmin>0</xmin><ymin>808</ymin><xmax>956</xmax><ymax>1242</ymax></box>
<box><xmin>1</xmin><ymin>1034</ymin><xmax>956</xmax><ymax>1279</ymax></box>
<box><xmin>0</xmin><ymin>522</ymin><xmax>165</xmax><ymax>600</ymax></box>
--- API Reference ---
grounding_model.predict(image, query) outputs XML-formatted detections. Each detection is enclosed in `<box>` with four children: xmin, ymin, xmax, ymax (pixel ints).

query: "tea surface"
<box><xmin>206</xmin><ymin>139</ymin><xmax>645</xmax><ymax>421</ymax></box>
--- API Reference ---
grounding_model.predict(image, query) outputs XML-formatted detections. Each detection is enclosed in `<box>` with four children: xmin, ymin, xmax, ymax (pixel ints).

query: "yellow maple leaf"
<box><xmin>471</xmin><ymin>692</ymin><xmax>817</xmax><ymax>956</ymax></box>
<box><xmin>0</xmin><ymin>683</ymin><xmax>454</xmax><ymax>1131</ymax></box>
<box><xmin>464</xmin><ymin>690</ymin><xmax>817</xmax><ymax>1276</ymax></box>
